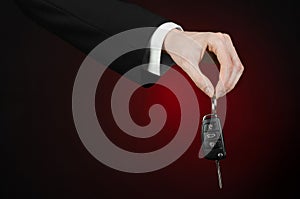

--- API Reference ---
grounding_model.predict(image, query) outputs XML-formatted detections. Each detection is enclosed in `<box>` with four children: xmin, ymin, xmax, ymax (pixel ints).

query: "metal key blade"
<box><xmin>215</xmin><ymin>160</ymin><xmax>223</xmax><ymax>189</ymax></box>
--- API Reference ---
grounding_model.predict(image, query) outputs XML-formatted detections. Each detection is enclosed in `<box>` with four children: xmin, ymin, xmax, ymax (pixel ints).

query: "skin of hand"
<box><xmin>163</xmin><ymin>29</ymin><xmax>244</xmax><ymax>98</ymax></box>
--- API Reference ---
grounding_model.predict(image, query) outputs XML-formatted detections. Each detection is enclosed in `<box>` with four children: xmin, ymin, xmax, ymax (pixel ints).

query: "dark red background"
<box><xmin>1</xmin><ymin>0</ymin><xmax>299</xmax><ymax>198</ymax></box>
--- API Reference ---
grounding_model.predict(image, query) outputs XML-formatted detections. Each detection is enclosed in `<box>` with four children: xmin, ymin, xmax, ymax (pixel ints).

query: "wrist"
<box><xmin>163</xmin><ymin>28</ymin><xmax>182</xmax><ymax>53</ymax></box>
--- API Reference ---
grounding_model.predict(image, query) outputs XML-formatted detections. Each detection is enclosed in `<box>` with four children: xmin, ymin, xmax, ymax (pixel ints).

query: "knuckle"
<box><xmin>214</xmin><ymin>37</ymin><xmax>224</xmax><ymax>47</ymax></box>
<box><xmin>225</xmin><ymin>82</ymin><xmax>233</xmax><ymax>91</ymax></box>
<box><xmin>207</xmin><ymin>32</ymin><xmax>216</xmax><ymax>42</ymax></box>
<box><xmin>215</xmin><ymin>32</ymin><xmax>231</xmax><ymax>40</ymax></box>
<box><xmin>216</xmin><ymin>32</ymin><xmax>224</xmax><ymax>38</ymax></box>
<box><xmin>215</xmin><ymin>33</ymin><xmax>225</xmax><ymax>42</ymax></box>
<box><xmin>223</xmin><ymin>33</ymin><xmax>231</xmax><ymax>40</ymax></box>
<box><xmin>226</xmin><ymin>63</ymin><xmax>235</xmax><ymax>71</ymax></box>
<box><xmin>236</xmin><ymin>64</ymin><xmax>244</xmax><ymax>73</ymax></box>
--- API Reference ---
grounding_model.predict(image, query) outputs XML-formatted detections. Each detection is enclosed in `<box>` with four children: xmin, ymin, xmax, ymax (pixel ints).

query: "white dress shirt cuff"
<box><xmin>148</xmin><ymin>22</ymin><xmax>183</xmax><ymax>76</ymax></box>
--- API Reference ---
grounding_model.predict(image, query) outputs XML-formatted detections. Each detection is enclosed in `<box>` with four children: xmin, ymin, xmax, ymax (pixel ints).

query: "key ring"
<box><xmin>211</xmin><ymin>95</ymin><xmax>217</xmax><ymax>115</ymax></box>
<box><xmin>202</xmin><ymin>95</ymin><xmax>217</xmax><ymax>121</ymax></box>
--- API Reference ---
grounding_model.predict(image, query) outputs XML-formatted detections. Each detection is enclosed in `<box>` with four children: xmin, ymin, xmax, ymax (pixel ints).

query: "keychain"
<box><xmin>201</xmin><ymin>95</ymin><xmax>226</xmax><ymax>189</ymax></box>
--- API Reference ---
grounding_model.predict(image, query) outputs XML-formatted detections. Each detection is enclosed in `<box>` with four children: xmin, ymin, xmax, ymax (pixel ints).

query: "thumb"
<box><xmin>182</xmin><ymin>62</ymin><xmax>215</xmax><ymax>97</ymax></box>
<box><xmin>198</xmin><ymin>73</ymin><xmax>215</xmax><ymax>98</ymax></box>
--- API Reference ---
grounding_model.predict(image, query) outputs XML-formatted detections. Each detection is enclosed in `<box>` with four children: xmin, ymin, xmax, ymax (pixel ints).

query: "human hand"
<box><xmin>163</xmin><ymin>29</ymin><xmax>244</xmax><ymax>98</ymax></box>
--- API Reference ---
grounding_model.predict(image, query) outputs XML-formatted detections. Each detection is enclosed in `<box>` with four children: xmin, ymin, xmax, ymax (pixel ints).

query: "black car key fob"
<box><xmin>201</xmin><ymin>114</ymin><xmax>226</xmax><ymax>160</ymax></box>
<box><xmin>200</xmin><ymin>95</ymin><xmax>226</xmax><ymax>189</ymax></box>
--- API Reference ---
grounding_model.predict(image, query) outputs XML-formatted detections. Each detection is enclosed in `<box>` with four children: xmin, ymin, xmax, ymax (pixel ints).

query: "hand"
<box><xmin>163</xmin><ymin>29</ymin><xmax>244</xmax><ymax>98</ymax></box>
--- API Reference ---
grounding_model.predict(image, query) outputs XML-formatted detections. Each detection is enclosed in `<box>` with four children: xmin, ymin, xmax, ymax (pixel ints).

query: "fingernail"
<box><xmin>205</xmin><ymin>87</ymin><xmax>214</xmax><ymax>97</ymax></box>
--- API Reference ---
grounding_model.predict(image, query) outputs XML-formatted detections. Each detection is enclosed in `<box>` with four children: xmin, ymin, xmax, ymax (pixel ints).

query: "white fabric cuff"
<box><xmin>148</xmin><ymin>22</ymin><xmax>183</xmax><ymax>76</ymax></box>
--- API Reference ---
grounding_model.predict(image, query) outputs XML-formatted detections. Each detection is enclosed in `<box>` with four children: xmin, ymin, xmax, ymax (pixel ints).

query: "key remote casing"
<box><xmin>201</xmin><ymin>115</ymin><xmax>226</xmax><ymax>160</ymax></box>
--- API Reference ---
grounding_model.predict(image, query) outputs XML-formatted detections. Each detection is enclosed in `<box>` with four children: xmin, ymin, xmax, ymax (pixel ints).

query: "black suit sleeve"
<box><xmin>15</xmin><ymin>0</ymin><xmax>175</xmax><ymax>80</ymax></box>
<box><xmin>15</xmin><ymin>0</ymin><xmax>169</xmax><ymax>54</ymax></box>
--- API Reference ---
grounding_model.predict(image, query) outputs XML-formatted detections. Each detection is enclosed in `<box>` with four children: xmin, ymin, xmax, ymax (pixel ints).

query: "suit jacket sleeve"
<box><xmin>15</xmin><ymin>0</ymin><xmax>175</xmax><ymax>78</ymax></box>
<box><xmin>15</xmin><ymin>0</ymin><xmax>170</xmax><ymax>53</ymax></box>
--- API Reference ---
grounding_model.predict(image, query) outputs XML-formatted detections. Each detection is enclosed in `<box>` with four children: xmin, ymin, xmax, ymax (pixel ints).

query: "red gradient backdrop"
<box><xmin>1</xmin><ymin>0</ymin><xmax>298</xmax><ymax>198</ymax></box>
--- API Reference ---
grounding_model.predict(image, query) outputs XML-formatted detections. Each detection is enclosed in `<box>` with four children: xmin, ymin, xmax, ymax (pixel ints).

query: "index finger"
<box><xmin>207</xmin><ymin>33</ymin><xmax>233</xmax><ymax>98</ymax></box>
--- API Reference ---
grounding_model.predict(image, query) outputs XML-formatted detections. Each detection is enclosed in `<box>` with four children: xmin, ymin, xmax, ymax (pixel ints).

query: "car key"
<box><xmin>201</xmin><ymin>95</ymin><xmax>226</xmax><ymax>189</ymax></box>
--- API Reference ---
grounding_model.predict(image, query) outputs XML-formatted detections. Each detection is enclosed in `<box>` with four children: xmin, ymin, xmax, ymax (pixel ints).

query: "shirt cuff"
<box><xmin>148</xmin><ymin>22</ymin><xmax>183</xmax><ymax>76</ymax></box>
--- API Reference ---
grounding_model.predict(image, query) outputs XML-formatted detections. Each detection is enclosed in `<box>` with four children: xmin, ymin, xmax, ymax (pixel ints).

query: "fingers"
<box><xmin>181</xmin><ymin>61</ymin><xmax>215</xmax><ymax>97</ymax></box>
<box><xmin>223</xmin><ymin>34</ymin><xmax>244</xmax><ymax>94</ymax></box>
<box><xmin>207</xmin><ymin>33</ymin><xmax>232</xmax><ymax>98</ymax></box>
<box><xmin>164</xmin><ymin>31</ymin><xmax>215</xmax><ymax>97</ymax></box>
<box><xmin>163</xmin><ymin>30</ymin><xmax>243</xmax><ymax>98</ymax></box>
<box><xmin>207</xmin><ymin>33</ymin><xmax>244</xmax><ymax>98</ymax></box>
